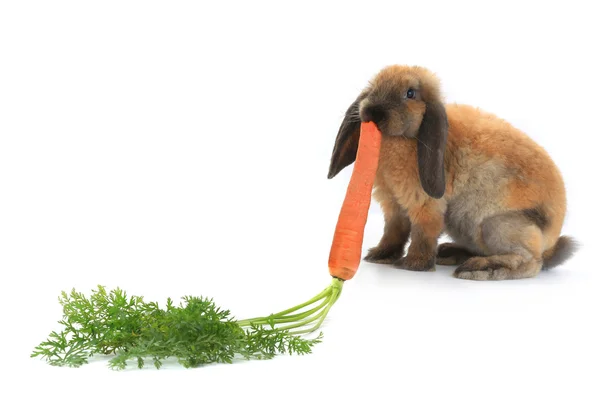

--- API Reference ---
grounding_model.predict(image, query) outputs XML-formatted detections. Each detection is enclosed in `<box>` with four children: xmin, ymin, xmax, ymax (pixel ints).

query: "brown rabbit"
<box><xmin>328</xmin><ymin>65</ymin><xmax>577</xmax><ymax>280</ymax></box>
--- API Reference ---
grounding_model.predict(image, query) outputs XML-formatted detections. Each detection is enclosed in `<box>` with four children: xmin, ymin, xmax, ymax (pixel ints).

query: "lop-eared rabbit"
<box><xmin>328</xmin><ymin>65</ymin><xmax>577</xmax><ymax>280</ymax></box>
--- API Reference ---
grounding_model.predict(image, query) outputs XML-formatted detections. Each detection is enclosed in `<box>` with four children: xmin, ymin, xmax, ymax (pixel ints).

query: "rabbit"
<box><xmin>327</xmin><ymin>65</ymin><xmax>578</xmax><ymax>280</ymax></box>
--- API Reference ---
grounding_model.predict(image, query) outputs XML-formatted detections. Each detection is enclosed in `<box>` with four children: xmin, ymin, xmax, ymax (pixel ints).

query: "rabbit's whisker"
<box><xmin>415</xmin><ymin>137</ymin><xmax>433</xmax><ymax>153</ymax></box>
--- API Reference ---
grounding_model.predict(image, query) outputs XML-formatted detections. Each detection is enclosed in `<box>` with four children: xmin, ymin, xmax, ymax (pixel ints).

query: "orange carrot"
<box><xmin>328</xmin><ymin>121</ymin><xmax>382</xmax><ymax>281</ymax></box>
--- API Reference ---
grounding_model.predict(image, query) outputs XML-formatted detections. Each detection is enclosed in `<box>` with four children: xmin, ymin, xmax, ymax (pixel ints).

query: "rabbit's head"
<box><xmin>328</xmin><ymin>65</ymin><xmax>448</xmax><ymax>198</ymax></box>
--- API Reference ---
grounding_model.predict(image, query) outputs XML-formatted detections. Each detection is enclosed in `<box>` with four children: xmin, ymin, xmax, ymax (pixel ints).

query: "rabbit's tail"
<box><xmin>542</xmin><ymin>236</ymin><xmax>579</xmax><ymax>270</ymax></box>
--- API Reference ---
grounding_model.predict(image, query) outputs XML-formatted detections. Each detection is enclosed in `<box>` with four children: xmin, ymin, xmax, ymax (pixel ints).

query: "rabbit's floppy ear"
<box><xmin>327</xmin><ymin>91</ymin><xmax>367</xmax><ymax>179</ymax></box>
<box><xmin>417</xmin><ymin>101</ymin><xmax>448</xmax><ymax>198</ymax></box>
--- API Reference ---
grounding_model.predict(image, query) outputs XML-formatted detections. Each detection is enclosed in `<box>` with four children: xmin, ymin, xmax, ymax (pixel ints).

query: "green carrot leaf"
<box><xmin>32</xmin><ymin>286</ymin><xmax>324</xmax><ymax>369</ymax></box>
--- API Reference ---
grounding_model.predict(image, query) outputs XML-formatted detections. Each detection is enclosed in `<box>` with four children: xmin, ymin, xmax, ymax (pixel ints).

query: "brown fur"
<box><xmin>328</xmin><ymin>65</ymin><xmax>576</xmax><ymax>281</ymax></box>
<box><xmin>522</xmin><ymin>207</ymin><xmax>549</xmax><ymax>231</ymax></box>
<box><xmin>542</xmin><ymin>236</ymin><xmax>579</xmax><ymax>270</ymax></box>
<box><xmin>436</xmin><ymin>243</ymin><xmax>474</xmax><ymax>266</ymax></box>
<box><xmin>395</xmin><ymin>224</ymin><xmax>437</xmax><ymax>272</ymax></box>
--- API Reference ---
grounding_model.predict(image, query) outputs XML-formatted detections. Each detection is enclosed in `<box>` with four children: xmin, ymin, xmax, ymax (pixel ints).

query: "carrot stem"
<box><xmin>287</xmin><ymin>292</ymin><xmax>341</xmax><ymax>335</ymax></box>
<box><xmin>236</xmin><ymin>290</ymin><xmax>329</xmax><ymax>327</ymax></box>
<box><xmin>275</xmin><ymin>295</ymin><xmax>333</xmax><ymax>331</ymax></box>
<box><xmin>237</xmin><ymin>298</ymin><xmax>329</xmax><ymax>327</ymax></box>
<box><xmin>262</xmin><ymin>297</ymin><xmax>331</xmax><ymax>324</ymax></box>
<box><xmin>267</xmin><ymin>287</ymin><xmax>331</xmax><ymax>317</ymax></box>
<box><xmin>237</xmin><ymin>278</ymin><xmax>343</xmax><ymax>334</ymax></box>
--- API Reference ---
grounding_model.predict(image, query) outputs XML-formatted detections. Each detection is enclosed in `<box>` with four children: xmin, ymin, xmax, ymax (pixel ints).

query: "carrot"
<box><xmin>33</xmin><ymin>120</ymin><xmax>384</xmax><ymax>371</ymax></box>
<box><xmin>328</xmin><ymin>121</ymin><xmax>382</xmax><ymax>281</ymax></box>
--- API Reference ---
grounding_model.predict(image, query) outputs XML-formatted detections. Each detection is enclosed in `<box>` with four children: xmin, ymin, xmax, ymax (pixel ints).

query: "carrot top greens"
<box><xmin>31</xmin><ymin>285</ymin><xmax>326</xmax><ymax>369</ymax></box>
<box><xmin>31</xmin><ymin>121</ymin><xmax>379</xmax><ymax>370</ymax></box>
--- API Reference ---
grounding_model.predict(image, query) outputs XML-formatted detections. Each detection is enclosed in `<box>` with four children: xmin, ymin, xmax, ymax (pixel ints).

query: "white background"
<box><xmin>1</xmin><ymin>1</ymin><xmax>599</xmax><ymax>394</ymax></box>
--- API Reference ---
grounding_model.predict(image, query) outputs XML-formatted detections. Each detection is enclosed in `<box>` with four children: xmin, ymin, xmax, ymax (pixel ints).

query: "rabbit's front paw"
<box><xmin>364</xmin><ymin>245</ymin><xmax>403</xmax><ymax>264</ymax></box>
<box><xmin>393</xmin><ymin>255</ymin><xmax>436</xmax><ymax>272</ymax></box>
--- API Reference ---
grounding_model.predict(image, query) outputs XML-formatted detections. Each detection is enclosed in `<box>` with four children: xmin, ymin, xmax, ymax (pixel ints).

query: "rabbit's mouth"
<box><xmin>358</xmin><ymin>99</ymin><xmax>412</xmax><ymax>137</ymax></box>
<box><xmin>359</xmin><ymin>103</ymin><xmax>389</xmax><ymax>135</ymax></box>
<box><xmin>360</xmin><ymin>107</ymin><xmax>410</xmax><ymax>138</ymax></box>
<box><xmin>359</xmin><ymin>103</ymin><xmax>386</xmax><ymax>125</ymax></box>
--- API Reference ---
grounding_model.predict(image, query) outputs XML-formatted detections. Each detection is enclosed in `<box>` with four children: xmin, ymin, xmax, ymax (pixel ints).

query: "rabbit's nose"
<box><xmin>360</xmin><ymin>105</ymin><xmax>386</xmax><ymax>124</ymax></box>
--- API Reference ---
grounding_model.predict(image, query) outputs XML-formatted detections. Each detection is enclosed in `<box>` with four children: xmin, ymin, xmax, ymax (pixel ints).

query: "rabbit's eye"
<box><xmin>406</xmin><ymin>88</ymin><xmax>416</xmax><ymax>99</ymax></box>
